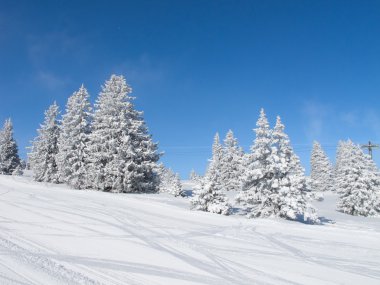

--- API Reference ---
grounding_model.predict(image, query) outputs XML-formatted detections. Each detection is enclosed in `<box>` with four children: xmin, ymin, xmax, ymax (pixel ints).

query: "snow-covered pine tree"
<box><xmin>12</xmin><ymin>165</ymin><xmax>23</xmax><ymax>176</ymax></box>
<box><xmin>158</xmin><ymin>165</ymin><xmax>185</xmax><ymax>197</ymax></box>
<box><xmin>220</xmin><ymin>130</ymin><xmax>244</xmax><ymax>191</ymax></box>
<box><xmin>271</xmin><ymin>116</ymin><xmax>318</xmax><ymax>222</ymax></box>
<box><xmin>336</xmin><ymin>140</ymin><xmax>380</xmax><ymax>216</ymax></box>
<box><xmin>208</xmin><ymin>132</ymin><xmax>224</xmax><ymax>191</ymax></box>
<box><xmin>189</xmin><ymin>169</ymin><xmax>196</xmax><ymax>180</ymax></box>
<box><xmin>334</xmin><ymin>140</ymin><xmax>351</xmax><ymax>194</ymax></box>
<box><xmin>191</xmin><ymin>133</ymin><xmax>231</xmax><ymax>215</ymax></box>
<box><xmin>310</xmin><ymin>141</ymin><xmax>334</xmax><ymax>192</ymax></box>
<box><xmin>235</xmin><ymin>108</ymin><xmax>275</xmax><ymax>218</ymax></box>
<box><xmin>57</xmin><ymin>85</ymin><xmax>92</xmax><ymax>189</ymax></box>
<box><xmin>0</xmin><ymin>119</ymin><xmax>21</xmax><ymax>175</ymax></box>
<box><xmin>29</xmin><ymin>102</ymin><xmax>60</xmax><ymax>183</ymax></box>
<box><xmin>87</xmin><ymin>75</ymin><xmax>160</xmax><ymax>193</ymax></box>
<box><xmin>236</xmin><ymin>111</ymin><xmax>318</xmax><ymax>222</ymax></box>
<box><xmin>189</xmin><ymin>169</ymin><xmax>202</xmax><ymax>184</ymax></box>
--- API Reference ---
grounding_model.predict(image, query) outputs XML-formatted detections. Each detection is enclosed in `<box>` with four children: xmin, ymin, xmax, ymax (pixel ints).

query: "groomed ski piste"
<box><xmin>0</xmin><ymin>174</ymin><xmax>379</xmax><ymax>285</ymax></box>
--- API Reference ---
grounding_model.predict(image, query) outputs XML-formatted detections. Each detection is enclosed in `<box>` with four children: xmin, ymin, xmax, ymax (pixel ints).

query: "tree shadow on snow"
<box><xmin>318</xmin><ymin>216</ymin><xmax>336</xmax><ymax>225</ymax></box>
<box><xmin>183</xmin><ymin>189</ymin><xmax>193</xmax><ymax>198</ymax></box>
<box><xmin>229</xmin><ymin>207</ymin><xmax>242</xmax><ymax>215</ymax></box>
<box><xmin>295</xmin><ymin>215</ymin><xmax>335</xmax><ymax>225</ymax></box>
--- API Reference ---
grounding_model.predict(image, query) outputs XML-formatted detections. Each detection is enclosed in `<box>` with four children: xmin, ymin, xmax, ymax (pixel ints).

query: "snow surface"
<box><xmin>0</xmin><ymin>176</ymin><xmax>379</xmax><ymax>285</ymax></box>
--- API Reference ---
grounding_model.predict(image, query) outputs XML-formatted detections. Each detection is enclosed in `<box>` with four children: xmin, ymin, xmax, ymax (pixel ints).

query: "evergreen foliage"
<box><xmin>236</xmin><ymin>111</ymin><xmax>318</xmax><ymax>222</ymax></box>
<box><xmin>0</xmin><ymin>119</ymin><xmax>21</xmax><ymax>175</ymax></box>
<box><xmin>236</xmin><ymin>109</ymin><xmax>275</xmax><ymax>217</ymax></box>
<box><xmin>57</xmin><ymin>85</ymin><xmax>92</xmax><ymax>189</ymax></box>
<box><xmin>87</xmin><ymin>75</ymin><xmax>160</xmax><ymax>192</ymax></box>
<box><xmin>191</xmin><ymin>133</ymin><xmax>231</xmax><ymax>215</ymax></box>
<box><xmin>271</xmin><ymin>116</ymin><xmax>318</xmax><ymax>222</ymax></box>
<box><xmin>336</xmin><ymin>140</ymin><xmax>380</xmax><ymax>216</ymax></box>
<box><xmin>29</xmin><ymin>102</ymin><xmax>60</xmax><ymax>183</ymax></box>
<box><xmin>158</xmin><ymin>165</ymin><xmax>184</xmax><ymax>197</ymax></box>
<box><xmin>220</xmin><ymin>130</ymin><xmax>244</xmax><ymax>191</ymax></box>
<box><xmin>310</xmin><ymin>141</ymin><xmax>334</xmax><ymax>192</ymax></box>
<box><xmin>189</xmin><ymin>169</ymin><xmax>202</xmax><ymax>184</ymax></box>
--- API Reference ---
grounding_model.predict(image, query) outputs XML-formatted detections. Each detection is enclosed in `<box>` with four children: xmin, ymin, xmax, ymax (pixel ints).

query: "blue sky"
<box><xmin>1</xmin><ymin>0</ymin><xmax>380</xmax><ymax>178</ymax></box>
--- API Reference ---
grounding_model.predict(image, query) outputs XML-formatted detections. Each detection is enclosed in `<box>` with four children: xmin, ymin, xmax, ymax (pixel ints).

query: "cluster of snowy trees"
<box><xmin>4</xmin><ymin>73</ymin><xmax>379</xmax><ymax>218</ymax></box>
<box><xmin>157</xmin><ymin>165</ymin><xmax>184</xmax><ymax>197</ymax></box>
<box><xmin>191</xmin><ymin>108</ymin><xmax>380</xmax><ymax>220</ymax></box>
<box><xmin>191</xmin><ymin>109</ymin><xmax>318</xmax><ymax>223</ymax></box>
<box><xmin>28</xmin><ymin>74</ymin><xmax>177</xmax><ymax>194</ymax></box>
<box><xmin>310</xmin><ymin>140</ymin><xmax>380</xmax><ymax>217</ymax></box>
<box><xmin>190</xmin><ymin>133</ymin><xmax>235</xmax><ymax>215</ymax></box>
<box><xmin>0</xmin><ymin>119</ymin><xmax>22</xmax><ymax>175</ymax></box>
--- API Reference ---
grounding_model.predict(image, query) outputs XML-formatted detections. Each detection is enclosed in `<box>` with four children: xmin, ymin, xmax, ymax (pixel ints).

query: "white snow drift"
<box><xmin>0</xmin><ymin>175</ymin><xmax>379</xmax><ymax>285</ymax></box>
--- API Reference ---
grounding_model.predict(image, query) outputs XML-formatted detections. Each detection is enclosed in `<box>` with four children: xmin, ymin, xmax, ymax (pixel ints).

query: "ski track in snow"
<box><xmin>0</xmin><ymin>234</ymin><xmax>101</xmax><ymax>285</ymax></box>
<box><xmin>0</xmin><ymin>176</ymin><xmax>379</xmax><ymax>284</ymax></box>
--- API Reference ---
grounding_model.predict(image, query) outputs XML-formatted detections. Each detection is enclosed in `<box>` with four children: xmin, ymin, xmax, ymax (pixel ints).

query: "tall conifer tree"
<box><xmin>236</xmin><ymin>109</ymin><xmax>275</xmax><ymax>217</ymax></box>
<box><xmin>87</xmin><ymin>75</ymin><xmax>160</xmax><ymax>192</ymax></box>
<box><xmin>271</xmin><ymin>116</ymin><xmax>318</xmax><ymax>222</ymax></box>
<box><xmin>220</xmin><ymin>130</ymin><xmax>244</xmax><ymax>191</ymax></box>
<box><xmin>310</xmin><ymin>141</ymin><xmax>334</xmax><ymax>192</ymax></box>
<box><xmin>29</xmin><ymin>102</ymin><xmax>60</xmax><ymax>183</ymax></box>
<box><xmin>57</xmin><ymin>85</ymin><xmax>92</xmax><ymax>189</ymax></box>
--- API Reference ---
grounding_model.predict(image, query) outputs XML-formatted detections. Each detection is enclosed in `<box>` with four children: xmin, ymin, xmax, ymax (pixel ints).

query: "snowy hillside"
<box><xmin>0</xmin><ymin>175</ymin><xmax>379</xmax><ymax>285</ymax></box>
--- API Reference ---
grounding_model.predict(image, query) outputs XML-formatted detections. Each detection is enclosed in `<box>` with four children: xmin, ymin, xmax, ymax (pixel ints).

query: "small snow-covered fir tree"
<box><xmin>189</xmin><ymin>169</ymin><xmax>202</xmax><ymax>184</ymax></box>
<box><xmin>191</xmin><ymin>180</ymin><xmax>231</xmax><ymax>215</ymax></box>
<box><xmin>57</xmin><ymin>85</ymin><xmax>92</xmax><ymax>189</ymax></box>
<box><xmin>87</xmin><ymin>75</ymin><xmax>160</xmax><ymax>193</ymax></box>
<box><xmin>12</xmin><ymin>165</ymin><xmax>23</xmax><ymax>176</ymax></box>
<box><xmin>169</xmin><ymin>172</ymin><xmax>183</xmax><ymax>197</ymax></box>
<box><xmin>158</xmin><ymin>165</ymin><xmax>184</xmax><ymax>197</ymax></box>
<box><xmin>220</xmin><ymin>130</ymin><xmax>244</xmax><ymax>191</ymax></box>
<box><xmin>0</xmin><ymin>119</ymin><xmax>21</xmax><ymax>175</ymax></box>
<box><xmin>310</xmin><ymin>141</ymin><xmax>334</xmax><ymax>192</ymax></box>
<box><xmin>236</xmin><ymin>108</ymin><xmax>275</xmax><ymax>217</ymax></box>
<box><xmin>336</xmin><ymin>140</ymin><xmax>380</xmax><ymax>216</ymax></box>
<box><xmin>191</xmin><ymin>133</ymin><xmax>231</xmax><ymax>215</ymax></box>
<box><xmin>29</xmin><ymin>102</ymin><xmax>60</xmax><ymax>183</ymax></box>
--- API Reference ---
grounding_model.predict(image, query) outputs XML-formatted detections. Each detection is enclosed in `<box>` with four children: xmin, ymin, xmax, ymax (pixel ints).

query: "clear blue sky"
<box><xmin>1</xmin><ymin>0</ymin><xmax>380</xmax><ymax>178</ymax></box>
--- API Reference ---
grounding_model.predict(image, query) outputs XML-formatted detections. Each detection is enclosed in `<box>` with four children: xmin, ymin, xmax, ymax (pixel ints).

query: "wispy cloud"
<box><xmin>339</xmin><ymin>109</ymin><xmax>380</xmax><ymax>139</ymax></box>
<box><xmin>26</xmin><ymin>31</ymin><xmax>85</xmax><ymax>91</ymax></box>
<box><xmin>35</xmin><ymin>70</ymin><xmax>69</xmax><ymax>90</ymax></box>
<box><xmin>301</xmin><ymin>100</ymin><xmax>331</xmax><ymax>141</ymax></box>
<box><xmin>302</xmin><ymin>100</ymin><xmax>380</xmax><ymax>144</ymax></box>
<box><xmin>364</xmin><ymin>110</ymin><xmax>380</xmax><ymax>140</ymax></box>
<box><xmin>111</xmin><ymin>53</ymin><xmax>167</xmax><ymax>86</ymax></box>
<box><xmin>340</xmin><ymin>111</ymin><xmax>359</xmax><ymax>127</ymax></box>
<box><xmin>27</xmin><ymin>31</ymin><xmax>82</xmax><ymax>67</ymax></box>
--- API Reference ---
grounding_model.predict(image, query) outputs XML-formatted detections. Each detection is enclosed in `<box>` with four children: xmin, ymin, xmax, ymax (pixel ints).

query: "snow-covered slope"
<box><xmin>0</xmin><ymin>175</ymin><xmax>379</xmax><ymax>285</ymax></box>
